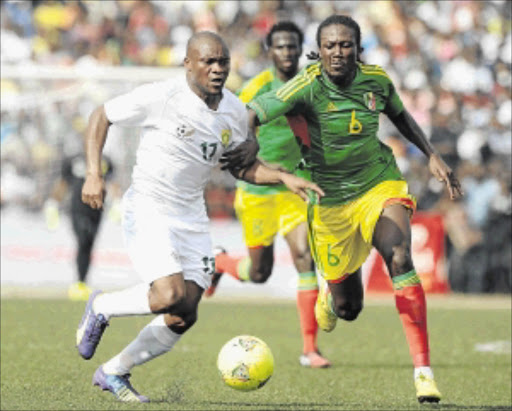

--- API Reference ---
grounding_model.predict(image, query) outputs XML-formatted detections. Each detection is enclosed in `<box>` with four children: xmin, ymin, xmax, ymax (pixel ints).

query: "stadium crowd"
<box><xmin>1</xmin><ymin>0</ymin><xmax>511</xmax><ymax>293</ymax></box>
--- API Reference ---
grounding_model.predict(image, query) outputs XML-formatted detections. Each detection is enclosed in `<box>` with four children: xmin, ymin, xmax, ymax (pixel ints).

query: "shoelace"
<box><xmin>116</xmin><ymin>374</ymin><xmax>141</xmax><ymax>396</ymax></box>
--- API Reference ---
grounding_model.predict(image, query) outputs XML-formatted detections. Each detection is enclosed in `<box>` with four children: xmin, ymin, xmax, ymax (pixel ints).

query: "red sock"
<box><xmin>215</xmin><ymin>254</ymin><xmax>250</xmax><ymax>281</ymax></box>
<box><xmin>297</xmin><ymin>289</ymin><xmax>319</xmax><ymax>353</ymax></box>
<box><xmin>394</xmin><ymin>283</ymin><xmax>430</xmax><ymax>367</ymax></box>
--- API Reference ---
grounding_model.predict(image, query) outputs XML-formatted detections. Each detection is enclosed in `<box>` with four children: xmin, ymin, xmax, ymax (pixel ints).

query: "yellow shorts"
<box><xmin>235</xmin><ymin>188</ymin><xmax>307</xmax><ymax>248</ymax></box>
<box><xmin>308</xmin><ymin>180</ymin><xmax>416</xmax><ymax>282</ymax></box>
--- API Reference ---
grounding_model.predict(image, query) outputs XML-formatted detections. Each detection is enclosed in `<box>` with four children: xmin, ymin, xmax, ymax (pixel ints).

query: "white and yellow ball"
<box><xmin>217</xmin><ymin>335</ymin><xmax>274</xmax><ymax>391</ymax></box>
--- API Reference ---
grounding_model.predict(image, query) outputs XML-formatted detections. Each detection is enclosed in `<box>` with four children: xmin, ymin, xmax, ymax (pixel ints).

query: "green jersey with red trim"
<box><xmin>248</xmin><ymin>62</ymin><xmax>405</xmax><ymax>206</ymax></box>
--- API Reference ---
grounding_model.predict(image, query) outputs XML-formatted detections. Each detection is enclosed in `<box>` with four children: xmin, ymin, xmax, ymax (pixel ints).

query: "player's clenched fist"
<box><xmin>82</xmin><ymin>174</ymin><xmax>105</xmax><ymax>209</ymax></box>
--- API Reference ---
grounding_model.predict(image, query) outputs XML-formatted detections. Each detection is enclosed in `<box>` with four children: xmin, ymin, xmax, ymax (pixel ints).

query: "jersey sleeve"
<box><xmin>382</xmin><ymin>78</ymin><xmax>404</xmax><ymax>117</ymax></box>
<box><xmin>237</xmin><ymin>70</ymin><xmax>273</xmax><ymax>104</ymax></box>
<box><xmin>227</xmin><ymin>104</ymin><xmax>249</xmax><ymax>150</ymax></box>
<box><xmin>247</xmin><ymin>66</ymin><xmax>317</xmax><ymax>124</ymax></box>
<box><xmin>104</xmin><ymin>81</ymin><xmax>168</xmax><ymax>127</ymax></box>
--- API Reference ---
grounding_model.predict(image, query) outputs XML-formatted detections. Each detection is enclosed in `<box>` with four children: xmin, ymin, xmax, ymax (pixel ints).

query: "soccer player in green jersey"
<box><xmin>227</xmin><ymin>14</ymin><xmax>463</xmax><ymax>403</ymax></box>
<box><xmin>206</xmin><ymin>21</ymin><xmax>331</xmax><ymax>369</ymax></box>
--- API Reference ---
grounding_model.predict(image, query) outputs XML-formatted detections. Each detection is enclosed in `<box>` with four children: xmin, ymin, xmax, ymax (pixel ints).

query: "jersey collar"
<box><xmin>320</xmin><ymin>63</ymin><xmax>361</xmax><ymax>92</ymax></box>
<box><xmin>184</xmin><ymin>77</ymin><xmax>227</xmax><ymax>113</ymax></box>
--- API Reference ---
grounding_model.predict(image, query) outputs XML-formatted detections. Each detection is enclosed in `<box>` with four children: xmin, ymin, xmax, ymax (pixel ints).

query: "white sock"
<box><xmin>414</xmin><ymin>366</ymin><xmax>434</xmax><ymax>379</ymax></box>
<box><xmin>93</xmin><ymin>283</ymin><xmax>152</xmax><ymax>320</ymax></box>
<box><xmin>102</xmin><ymin>314</ymin><xmax>181</xmax><ymax>375</ymax></box>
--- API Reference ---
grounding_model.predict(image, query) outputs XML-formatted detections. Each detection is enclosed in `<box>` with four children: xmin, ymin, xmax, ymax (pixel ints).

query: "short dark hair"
<box><xmin>266</xmin><ymin>21</ymin><xmax>304</xmax><ymax>48</ymax></box>
<box><xmin>316</xmin><ymin>14</ymin><xmax>363</xmax><ymax>55</ymax></box>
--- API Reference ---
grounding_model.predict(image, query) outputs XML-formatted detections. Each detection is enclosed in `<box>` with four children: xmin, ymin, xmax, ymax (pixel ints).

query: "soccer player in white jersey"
<box><xmin>76</xmin><ymin>31</ymin><xmax>323</xmax><ymax>403</ymax></box>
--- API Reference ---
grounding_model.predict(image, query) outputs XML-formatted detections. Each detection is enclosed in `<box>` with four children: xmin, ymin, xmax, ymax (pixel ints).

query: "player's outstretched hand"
<box><xmin>82</xmin><ymin>175</ymin><xmax>106</xmax><ymax>209</ymax></box>
<box><xmin>280</xmin><ymin>172</ymin><xmax>325</xmax><ymax>202</ymax></box>
<box><xmin>428</xmin><ymin>153</ymin><xmax>464</xmax><ymax>200</ymax></box>
<box><xmin>220</xmin><ymin>138</ymin><xmax>259</xmax><ymax>171</ymax></box>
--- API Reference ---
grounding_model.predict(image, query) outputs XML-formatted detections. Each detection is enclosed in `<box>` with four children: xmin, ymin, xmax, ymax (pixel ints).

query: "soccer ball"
<box><xmin>217</xmin><ymin>335</ymin><xmax>274</xmax><ymax>391</ymax></box>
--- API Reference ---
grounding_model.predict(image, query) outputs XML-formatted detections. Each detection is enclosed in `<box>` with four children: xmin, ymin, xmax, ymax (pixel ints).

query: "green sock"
<box><xmin>298</xmin><ymin>271</ymin><xmax>318</xmax><ymax>291</ymax></box>
<box><xmin>237</xmin><ymin>257</ymin><xmax>251</xmax><ymax>282</ymax></box>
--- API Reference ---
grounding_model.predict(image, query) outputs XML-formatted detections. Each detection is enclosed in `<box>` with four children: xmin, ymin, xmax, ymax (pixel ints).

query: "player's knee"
<box><xmin>149</xmin><ymin>286</ymin><xmax>186</xmax><ymax>313</ymax></box>
<box><xmin>391</xmin><ymin>244</ymin><xmax>413</xmax><ymax>274</ymax></box>
<box><xmin>168</xmin><ymin>311</ymin><xmax>198</xmax><ymax>334</ymax></box>
<box><xmin>249</xmin><ymin>264</ymin><xmax>273</xmax><ymax>283</ymax></box>
<box><xmin>292</xmin><ymin>249</ymin><xmax>313</xmax><ymax>272</ymax></box>
<box><xmin>184</xmin><ymin>311</ymin><xmax>198</xmax><ymax>329</ymax></box>
<box><xmin>333</xmin><ymin>300</ymin><xmax>363</xmax><ymax>322</ymax></box>
<box><xmin>250</xmin><ymin>271</ymin><xmax>271</xmax><ymax>283</ymax></box>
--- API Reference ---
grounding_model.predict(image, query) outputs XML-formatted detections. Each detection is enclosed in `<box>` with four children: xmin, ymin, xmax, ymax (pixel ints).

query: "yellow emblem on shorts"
<box><xmin>221</xmin><ymin>129</ymin><xmax>231</xmax><ymax>147</ymax></box>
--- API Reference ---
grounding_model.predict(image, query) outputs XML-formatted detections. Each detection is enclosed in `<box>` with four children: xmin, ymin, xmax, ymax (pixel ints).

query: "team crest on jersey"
<box><xmin>176</xmin><ymin>124</ymin><xmax>194</xmax><ymax>139</ymax></box>
<box><xmin>326</xmin><ymin>101</ymin><xmax>337</xmax><ymax>112</ymax></box>
<box><xmin>364</xmin><ymin>92</ymin><xmax>376</xmax><ymax>111</ymax></box>
<box><xmin>221</xmin><ymin>129</ymin><xmax>231</xmax><ymax>147</ymax></box>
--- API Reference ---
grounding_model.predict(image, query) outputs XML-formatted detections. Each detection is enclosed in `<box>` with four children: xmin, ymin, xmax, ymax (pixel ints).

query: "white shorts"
<box><xmin>122</xmin><ymin>191</ymin><xmax>214</xmax><ymax>290</ymax></box>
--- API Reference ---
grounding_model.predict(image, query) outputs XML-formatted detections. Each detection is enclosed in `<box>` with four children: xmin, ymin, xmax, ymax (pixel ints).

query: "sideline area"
<box><xmin>2</xmin><ymin>208</ymin><xmax>510</xmax><ymax>310</ymax></box>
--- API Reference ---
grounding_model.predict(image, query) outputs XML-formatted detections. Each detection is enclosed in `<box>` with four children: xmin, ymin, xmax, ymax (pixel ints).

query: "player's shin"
<box><xmin>102</xmin><ymin>314</ymin><xmax>181</xmax><ymax>375</ymax></box>
<box><xmin>297</xmin><ymin>271</ymin><xmax>319</xmax><ymax>353</ymax></box>
<box><xmin>216</xmin><ymin>254</ymin><xmax>251</xmax><ymax>281</ymax></box>
<box><xmin>392</xmin><ymin>270</ymin><xmax>430</xmax><ymax>367</ymax></box>
<box><xmin>93</xmin><ymin>283</ymin><xmax>152</xmax><ymax>320</ymax></box>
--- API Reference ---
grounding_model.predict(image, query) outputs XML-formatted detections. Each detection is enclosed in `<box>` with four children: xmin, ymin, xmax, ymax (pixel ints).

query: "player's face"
<box><xmin>269</xmin><ymin>31</ymin><xmax>302</xmax><ymax>77</ymax></box>
<box><xmin>186</xmin><ymin>39</ymin><xmax>230</xmax><ymax>96</ymax></box>
<box><xmin>319</xmin><ymin>24</ymin><xmax>358</xmax><ymax>85</ymax></box>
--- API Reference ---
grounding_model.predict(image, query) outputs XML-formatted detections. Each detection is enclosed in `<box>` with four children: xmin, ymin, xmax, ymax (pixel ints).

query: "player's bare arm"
<box><xmin>388</xmin><ymin>109</ymin><xmax>463</xmax><ymax>200</ymax></box>
<box><xmin>220</xmin><ymin>108</ymin><xmax>261</xmax><ymax>170</ymax></box>
<box><xmin>82</xmin><ymin>105</ymin><xmax>111</xmax><ymax>209</ymax></box>
<box><xmin>229</xmin><ymin>159</ymin><xmax>324</xmax><ymax>202</ymax></box>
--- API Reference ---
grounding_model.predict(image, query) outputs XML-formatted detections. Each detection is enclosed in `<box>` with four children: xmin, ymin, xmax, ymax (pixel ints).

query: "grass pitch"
<box><xmin>1</xmin><ymin>293</ymin><xmax>511</xmax><ymax>410</ymax></box>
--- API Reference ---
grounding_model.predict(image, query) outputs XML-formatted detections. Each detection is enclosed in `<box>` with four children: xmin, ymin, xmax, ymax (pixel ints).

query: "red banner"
<box><xmin>363</xmin><ymin>212</ymin><xmax>450</xmax><ymax>294</ymax></box>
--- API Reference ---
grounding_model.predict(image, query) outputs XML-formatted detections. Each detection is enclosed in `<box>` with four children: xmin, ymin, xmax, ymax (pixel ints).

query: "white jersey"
<box><xmin>104</xmin><ymin>76</ymin><xmax>248</xmax><ymax>231</ymax></box>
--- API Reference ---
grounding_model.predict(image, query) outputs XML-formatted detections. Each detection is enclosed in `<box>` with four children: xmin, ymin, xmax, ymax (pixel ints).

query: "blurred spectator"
<box><xmin>0</xmin><ymin>160</ymin><xmax>37</xmax><ymax>210</ymax></box>
<box><xmin>438</xmin><ymin>194</ymin><xmax>486</xmax><ymax>293</ymax></box>
<box><xmin>461</xmin><ymin>157</ymin><xmax>501</xmax><ymax>229</ymax></box>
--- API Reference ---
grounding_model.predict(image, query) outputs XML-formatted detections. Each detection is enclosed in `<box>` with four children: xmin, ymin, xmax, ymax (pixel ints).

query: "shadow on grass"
<box><xmin>150</xmin><ymin>381</ymin><xmax>186</xmax><ymax>404</ymax></box>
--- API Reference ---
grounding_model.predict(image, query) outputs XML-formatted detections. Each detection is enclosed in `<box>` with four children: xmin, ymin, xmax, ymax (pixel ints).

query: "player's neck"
<box><xmin>275</xmin><ymin>68</ymin><xmax>297</xmax><ymax>83</ymax></box>
<box><xmin>203</xmin><ymin>93</ymin><xmax>222</xmax><ymax>110</ymax></box>
<box><xmin>328</xmin><ymin>68</ymin><xmax>356</xmax><ymax>89</ymax></box>
<box><xmin>186</xmin><ymin>77</ymin><xmax>223</xmax><ymax>110</ymax></box>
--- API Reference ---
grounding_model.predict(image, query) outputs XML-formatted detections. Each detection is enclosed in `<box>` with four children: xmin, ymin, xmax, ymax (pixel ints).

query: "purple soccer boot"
<box><xmin>93</xmin><ymin>366</ymin><xmax>149</xmax><ymax>403</ymax></box>
<box><xmin>76</xmin><ymin>290</ymin><xmax>108</xmax><ymax>359</ymax></box>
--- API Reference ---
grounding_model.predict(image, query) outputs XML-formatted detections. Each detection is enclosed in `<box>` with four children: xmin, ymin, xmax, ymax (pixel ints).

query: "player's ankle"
<box><xmin>414</xmin><ymin>366</ymin><xmax>433</xmax><ymax>379</ymax></box>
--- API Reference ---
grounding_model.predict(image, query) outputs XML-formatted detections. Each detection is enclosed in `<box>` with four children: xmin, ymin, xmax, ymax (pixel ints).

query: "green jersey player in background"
<box><xmin>205</xmin><ymin>21</ymin><xmax>331</xmax><ymax>369</ymax></box>
<box><xmin>227</xmin><ymin>14</ymin><xmax>463</xmax><ymax>404</ymax></box>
